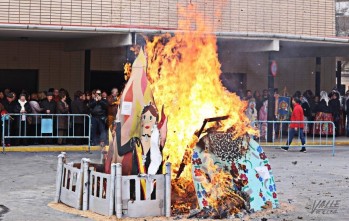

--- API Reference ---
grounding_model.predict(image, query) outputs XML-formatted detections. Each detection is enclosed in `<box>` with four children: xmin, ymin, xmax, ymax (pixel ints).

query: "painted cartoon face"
<box><xmin>141</xmin><ymin>110</ymin><xmax>157</xmax><ymax>136</ymax></box>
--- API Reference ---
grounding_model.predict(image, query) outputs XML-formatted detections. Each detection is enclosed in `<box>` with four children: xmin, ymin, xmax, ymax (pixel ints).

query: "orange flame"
<box><xmin>143</xmin><ymin>2</ymin><xmax>257</xmax><ymax>213</ymax></box>
<box><xmin>201</xmin><ymin>158</ymin><xmax>246</xmax><ymax>215</ymax></box>
<box><xmin>146</xmin><ymin>3</ymin><xmax>255</xmax><ymax>178</ymax></box>
<box><xmin>123</xmin><ymin>62</ymin><xmax>132</xmax><ymax>81</ymax></box>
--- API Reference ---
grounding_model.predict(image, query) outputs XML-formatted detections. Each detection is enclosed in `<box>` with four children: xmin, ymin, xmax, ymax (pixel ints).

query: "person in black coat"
<box><xmin>14</xmin><ymin>93</ymin><xmax>32</xmax><ymax>145</ymax></box>
<box><xmin>0</xmin><ymin>102</ymin><xmax>4</xmax><ymax>145</ymax></box>
<box><xmin>56</xmin><ymin>92</ymin><xmax>69</xmax><ymax>145</ymax></box>
<box><xmin>314</xmin><ymin>98</ymin><xmax>331</xmax><ymax>114</ymax></box>
<box><xmin>345</xmin><ymin>92</ymin><xmax>349</xmax><ymax>137</ymax></box>
<box><xmin>0</xmin><ymin>91</ymin><xmax>5</xmax><ymax>106</ymax></box>
<box><xmin>3</xmin><ymin>92</ymin><xmax>17</xmax><ymax>146</ymax></box>
<box><xmin>71</xmin><ymin>91</ymin><xmax>88</xmax><ymax>145</ymax></box>
<box><xmin>40</xmin><ymin>92</ymin><xmax>57</xmax><ymax>114</ymax></box>
<box><xmin>40</xmin><ymin>92</ymin><xmax>57</xmax><ymax>144</ymax></box>
<box><xmin>329</xmin><ymin>91</ymin><xmax>341</xmax><ymax>135</ymax></box>
<box><xmin>89</xmin><ymin>89</ymin><xmax>108</xmax><ymax>146</ymax></box>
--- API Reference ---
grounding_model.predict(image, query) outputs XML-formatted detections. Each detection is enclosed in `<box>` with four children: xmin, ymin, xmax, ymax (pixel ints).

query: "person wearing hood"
<box><xmin>314</xmin><ymin>91</ymin><xmax>334</xmax><ymax>135</ymax></box>
<box><xmin>314</xmin><ymin>91</ymin><xmax>331</xmax><ymax>114</ymax></box>
<box><xmin>246</xmin><ymin>99</ymin><xmax>257</xmax><ymax>127</ymax></box>
<box><xmin>14</xmin><ymin>93</ymin><xmax>32</xmax><ymax>145</ymax></box>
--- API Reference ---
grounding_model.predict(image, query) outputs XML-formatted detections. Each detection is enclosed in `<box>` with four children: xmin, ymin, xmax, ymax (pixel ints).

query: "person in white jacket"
<box><xmin>246</xmin><ymin>99</ymin><xmax>257</xmax><ymax>127</ymax></box>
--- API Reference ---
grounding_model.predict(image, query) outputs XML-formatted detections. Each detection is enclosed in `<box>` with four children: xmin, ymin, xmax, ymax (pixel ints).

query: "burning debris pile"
<box><xmin>142</xmin><ymin>2</ymin><xmax>279</xmax><ymax>219</ymax></box>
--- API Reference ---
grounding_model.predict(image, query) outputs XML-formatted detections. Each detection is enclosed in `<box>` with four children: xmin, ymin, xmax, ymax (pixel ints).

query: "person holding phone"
<box><xmin>89</xmin><ymin>89</ymin><xmax>108</xmax><ymax>147</ymax></box>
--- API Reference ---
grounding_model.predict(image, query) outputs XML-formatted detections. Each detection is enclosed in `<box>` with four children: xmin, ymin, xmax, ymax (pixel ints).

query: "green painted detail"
<box><xmin>243</xmin><ymin>159</ymin><xmax>253</xmax><ymax>168</ymax></box>
<box><xmin>249</xmin><ymin>143</ymin><xmax>256</xmax><ymax>151</ymax></box>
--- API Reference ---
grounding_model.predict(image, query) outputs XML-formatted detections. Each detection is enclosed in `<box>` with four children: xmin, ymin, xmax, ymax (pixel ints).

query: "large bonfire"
<box><xmin>143</xmin><ymin>3</ymin><xmax>257</xmax><ymax>214</ymax></box>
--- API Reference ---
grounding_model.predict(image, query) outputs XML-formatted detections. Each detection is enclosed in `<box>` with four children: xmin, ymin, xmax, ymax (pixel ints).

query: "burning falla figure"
<box><xmin>190</xmin><ymin>129</ymin><xmax>279</xmax><ymax>218</ymax></box>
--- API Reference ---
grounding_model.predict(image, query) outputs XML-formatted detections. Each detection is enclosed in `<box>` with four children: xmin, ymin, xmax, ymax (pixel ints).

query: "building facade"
<box><xmin>0</xmin><ymin>0</ymin><xmax>346</xmax><ymax>95</ymax></box>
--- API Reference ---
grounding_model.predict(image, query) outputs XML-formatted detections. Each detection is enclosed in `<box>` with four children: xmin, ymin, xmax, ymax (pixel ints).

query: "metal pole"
<box><xmin>72</xmin><ymin>115</ymin><xmax>75</xmax><ymax>138</ymax></box>
<box><xmin>337</xmin><ymin>60</ymin><xmax>342</xmax><ymax>92</ymax></box>
<box><xmin>2</xmin><ymin>117</ymin><xmax>5</xmax><ymax>153</ymax></box>
<box><xmin>88</xmin><ymin>115</ymin><xmax>91</xmax><ymax>152</ymax></box>
<box><xmin>115</xmin><ymin>163</ymin><xmax>122</xmax><ymax>219</ymax></box>
<box><xmin>315</xmin><ymin>57</ymin><xmax>321</xmax><ymax>96</ymax></box>
<box><xmin>56</xmin><ymin>115</ymin><xmax>58</xmax><ymax>138</ymax></box>
<box><xmin>67</xmin><ymin>115</ymin><xmax>70</xmax><ymax>140</ymax></box>
<box><xmin>165</xmin><ymin>162</ymin><xmax>171</xmax><ymax>217</ymax></box>
<box><xmin>332</xmin><ymin>122</ymin><xmax>336</xmax><ymax>156</ymax></box>
<box><xmin>54</xmin><ymin>152</ymin><xmax>66</xmax><ymax>203</ymax></box>
<box><xmin>82</xmin><ymin>158</ymin><xmax>90</xmax><ymax>211</ymax></box>
<box><xmin>109</xmin><ymin>164</ymin><xmax>116</xmax><ymax>216</ymax></box>
<box><xmin>267</xmin><ymin>53</ymin><xmax>275</xmax><ymax>142</ymax></box>
<box><xmin>84</xmin><ymin>50</ymin><xmax>91</xmax><ymax>91</ymax></box>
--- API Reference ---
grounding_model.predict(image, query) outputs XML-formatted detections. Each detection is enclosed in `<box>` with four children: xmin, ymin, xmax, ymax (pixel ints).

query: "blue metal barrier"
<box><xmin>251</xmin><ymin>120</ymin><xmax>336</xmax><ymax>156</ymax></box>
<box><xmin>2</xmin><ymin>113</ymin><xmax>91</xmax><ymax>153</ymax></box>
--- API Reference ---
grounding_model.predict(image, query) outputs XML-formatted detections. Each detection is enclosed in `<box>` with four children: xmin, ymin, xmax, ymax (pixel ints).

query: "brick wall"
<box><xmin>0</xmin><ymin>0</ymin><xmax>335</xmax><ymax>37</ymax></box>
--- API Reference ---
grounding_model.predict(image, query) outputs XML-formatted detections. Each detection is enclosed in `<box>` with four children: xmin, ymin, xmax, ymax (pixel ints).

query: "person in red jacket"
<box><xmin>281</xmin><ymin>96</ymin><xmax>307</xmax><ymax>152</ymax></box>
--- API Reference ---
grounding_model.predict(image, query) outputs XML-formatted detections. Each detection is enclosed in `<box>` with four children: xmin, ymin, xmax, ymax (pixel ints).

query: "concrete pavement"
<box><xmin>0</xmin><ymin>147</ymin><xmax>349</xmax><ymax>220</ymax></box>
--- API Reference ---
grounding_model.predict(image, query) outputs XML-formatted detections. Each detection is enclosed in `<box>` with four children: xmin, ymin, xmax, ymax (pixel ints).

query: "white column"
<box><xmin>109</xmin><ymin>163</ymin><xmax>116</xmax><ymax>216</ymax></box>
<box><xmin>115</xmin><ymin>163</ymin><xmax>122</xmax><ymax>218</ymax></box>
<box><xmin>82</xmin><ymin>158</ymin><xmax>90</xmax><ymax>211</ymax></box>
<box><xmin>54</xmin><ymin>152</ymin><xmax>66</xmax><ymax>203</ymax></box>
<box><xmin>165</xmin><ymin>162</ymin><xmax>171</xmax><ymax>217</ymax></box>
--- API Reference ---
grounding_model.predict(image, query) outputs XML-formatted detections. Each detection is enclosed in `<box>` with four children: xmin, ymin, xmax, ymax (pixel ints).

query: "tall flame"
<box><xmin>142</xmin><ymin>2</ymin><xmax>257</xmax><ymax>213</ymax></box>
<box><xmin>146</xmin><ymin>3</ymin><xmax>255</xmax><ymax>178</ymax></box>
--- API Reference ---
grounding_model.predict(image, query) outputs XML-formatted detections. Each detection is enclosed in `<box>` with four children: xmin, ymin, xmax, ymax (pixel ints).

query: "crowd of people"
<box><xmin>1</xmin><ymin>86</ymin><xmax>349</xmax><ymax>147</ymax></box>
<box><xmin>243</xmin><ymin>88</ymin><xmax>348</xmax><ymax>137</ymax></box>
<box><xmin>0</xmin><ymin>88</ymin><xmax>120</xmax><ymax>147</ymax></box>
